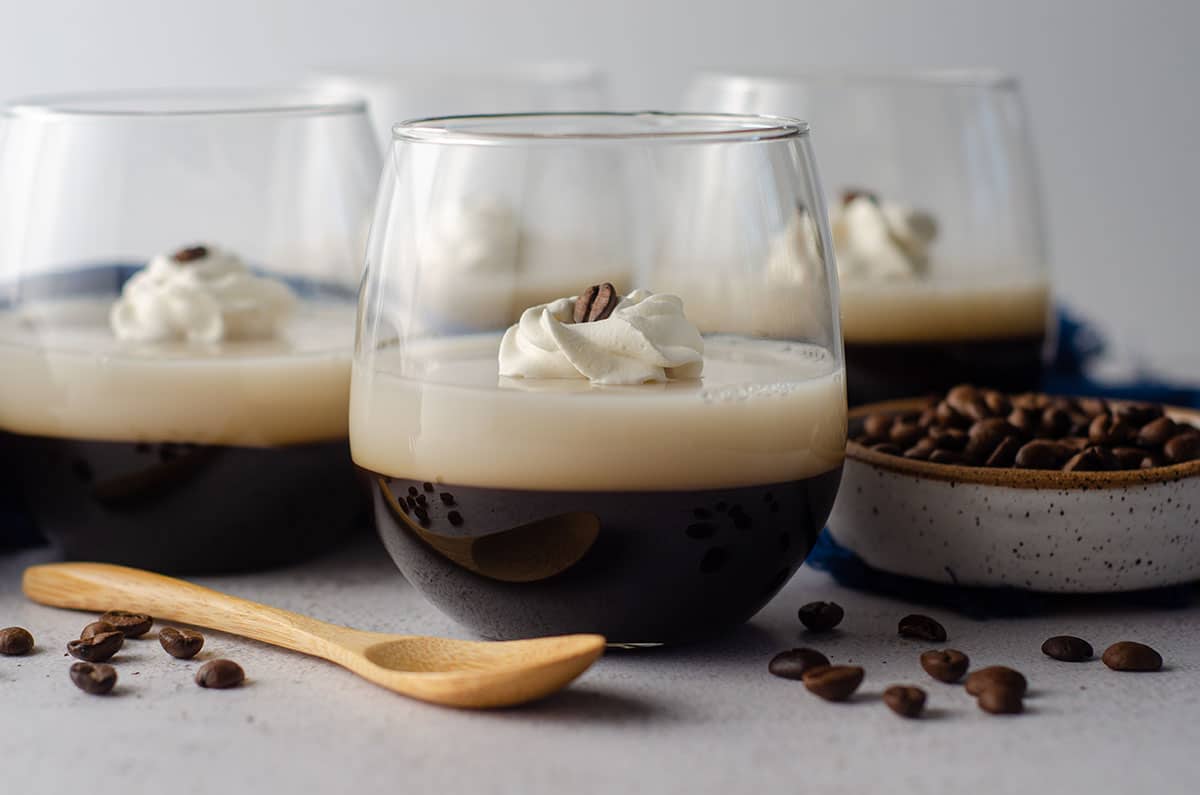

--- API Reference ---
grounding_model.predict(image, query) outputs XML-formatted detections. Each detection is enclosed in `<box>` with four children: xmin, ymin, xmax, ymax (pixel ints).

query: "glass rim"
<box><xmin>391</xmin><ymin>111</ymin><xmax>809</xmax><ymax>145</ymax></box>
<box><xmin>315</xmin><ymin>60</ymin><xmax>605</xmax><ymax>86</ymax></box>
<box><xmin>694</xmin><ymin>67</ymin><xmax>1019</xmax><ymax>90</ymax></box>
<box><xmin>3</xmin><ymin>87</ymin><xmax>368</xmax><ymax>119</ymax></box>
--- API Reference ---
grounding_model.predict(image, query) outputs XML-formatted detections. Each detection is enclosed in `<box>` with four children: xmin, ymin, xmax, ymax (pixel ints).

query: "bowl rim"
<box><xmin>847</xmin><ymin>398</ymin><xmax>1200</xmax><ymax>490</ymax></box>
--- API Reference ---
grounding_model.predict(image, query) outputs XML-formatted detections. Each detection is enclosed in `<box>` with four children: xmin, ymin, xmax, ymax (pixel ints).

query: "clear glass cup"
<box><xmin>308</xmin><ymin>62</ymin><xmax>609</xmax><ymax>150</ymax></box>
<box><xmin>687</xmin><ymin>71</ymin><xmax>1053</xmax><ymax>405</ymax></box>
<box><xmin>352</xmin><ymin>112</ymin><xmax>847</xmax><ymax>643</ymax></box>
<box><xmin>0</xmin><ymin>89</ymin><xmax>380</xmax><ymax>571</ymax></box>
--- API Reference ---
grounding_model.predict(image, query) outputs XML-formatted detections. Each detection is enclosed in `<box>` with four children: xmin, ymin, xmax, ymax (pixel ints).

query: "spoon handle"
<box><xmin>22</xmin><ymin>562</ymin><xmax>367</xmax><ymax>656</ymax></box>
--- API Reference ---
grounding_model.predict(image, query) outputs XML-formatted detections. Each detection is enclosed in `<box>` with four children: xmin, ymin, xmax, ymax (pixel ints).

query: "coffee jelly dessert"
<box><xmin>0</xmin><ymin>246</ymin><xmax>363</xmax><ymax>571</ymax></box>
<box><xmin>354</xmin><ymin>285</ymin><xmax>846</xmax><ymax>643</ymax></box>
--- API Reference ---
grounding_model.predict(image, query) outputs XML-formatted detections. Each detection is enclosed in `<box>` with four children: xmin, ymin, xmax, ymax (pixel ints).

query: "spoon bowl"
<box><xmin>22</xmin><ymin>562</ymin><xmax>605</xmax><ymax>708</ymax></box>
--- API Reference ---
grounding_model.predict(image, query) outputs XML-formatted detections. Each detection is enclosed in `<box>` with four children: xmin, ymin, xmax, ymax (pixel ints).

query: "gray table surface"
<box><xmin>1</xmin><ymin>539</ymin><xmax>1196</xmax><ymax>795</ymax></box>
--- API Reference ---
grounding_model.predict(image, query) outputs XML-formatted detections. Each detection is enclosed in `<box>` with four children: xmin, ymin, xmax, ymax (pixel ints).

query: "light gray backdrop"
<box><xmin>1</xmin><ymin>0</ymin><xmax>1195</xmax><ymax>373</ymax></box>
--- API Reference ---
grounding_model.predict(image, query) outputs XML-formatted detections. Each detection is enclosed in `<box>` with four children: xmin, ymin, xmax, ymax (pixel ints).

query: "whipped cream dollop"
<box><xmin>499</xmin><ymin>289</ymin><xmax>704</xmax><ymax>385</ymax></box>
<box><xmin>109</xmin><ymin>245</ymin><xmax>296</xmax><ymax>343</ymax></box>
<box><xmin>765</xmin><ymin>207</ymin><xmax>824</xmax><ymax>282</ymax></box>
<box><xmin>831</xmin><ymin>193</ymin><xmax>937</xmax><ymax>280</ymax></box>
<box><xmin>421</xmin><ymin>198</ymin><xmax>521</xmax><ymax>276</ymax></box>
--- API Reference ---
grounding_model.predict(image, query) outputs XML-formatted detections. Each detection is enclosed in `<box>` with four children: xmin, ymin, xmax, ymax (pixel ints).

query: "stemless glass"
<box><xmin>352</xmin><ymin>112</ymin><xmax>847</xmax><ymax>644</ymax></box>
<box><xmin>309</xmin><ymin>63</ymin><xmax>609</xmax><ymax>149</ymax></box>
<box><xmin>688</xmin><ymin>71</ymin><xmax>1052</xmax><ymax>405</ymax></box>
<box><xmin>0</xmin><ymin>89</ymin><xmax>380</xmax><ymax>571</ymax></box>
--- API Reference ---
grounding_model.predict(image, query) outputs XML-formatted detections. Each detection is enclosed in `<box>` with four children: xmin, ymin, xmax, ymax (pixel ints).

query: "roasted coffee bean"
<box><xmin>889</xmin><ymin>421</ymin><xmax>924</xmax><ymax>449</ymax></box>
<box><xmin>1136</xmin><ymin>417</ymin><xmax>1177</xmax><ymax>448</ymax></box>
<box><xmin>1116</xmin><ymin>402</ymin><xmax>1163</xmax><ymax>428</ymax></box>
<box><xmin>1164</xmin><ymin>432</ymin><xmax>1200</xmax><ymax>464</ymax></box>
<box><xmin>917</xmin><ymin>407</ymin><xmax>938</xmax><ymax>429</ymax></box>
<box><xmin>1039</xmin><ymin>406</ymin><xmax>1072</xmax><ymax>437</ymax></box>
<box><xmin>801</xmin><ymin>665</ymin><xmax>864</xmax><ymax>702</ymax></box>
<box><xmin>69</xmin><ymin>662</ymin><xmax>117</xmax><ymax>695</ymax></box>
<box><xmin>928</xmin><ymin>449</ymin><xmax>966</xmax><ymax>465</ymax></box>
<box><xmin>965</xmin><ymin>666</ymin><xmax>1027</xmax><ymax>697</ymax></box>
<box><xmin>797</xmin><ymin>601</ymin><xmax>844</xmax><ymax>632</ymax></box>
<box><xmin>968</xmin><ymin>418</ymin><xmax>1018</xmax><ymax>457</ymax></box>
<box><xmin>80</xmin><ymin>621</ymin><xmax>118</xmax><ymax>641</ymax></box>
<box><xmin>67</xmin><ymin>631</ymin><xmax>123</xmax><ymax>663</ymax></box>
<box><xmin>1088</xmin><ymin>414</ymin><xmax>1133</xmax><ymax>446</ymax></box>
<box><xmin>1140</xmin><ymin>452</ymin><xmax>1166</xmax><ymax>469</ymax></box>
<box><xmin>1068</xmin><ymin>412</ymin><xmax>1094</xmax><ymax>437</ymax></box>
<box><xmin>1063</xmin><ymin>447</ymin><xmax>1113</xmax><ymax>472</ymax></box>
<box><xmin>904</xmin><ymin>438</ymin><xmax>938</xmax><ymax>461</ymax></box>
<box><xmin>977</xmin><ymin>687</ymin><xmax>1024</xmax><ymax>715</ymax></box>
<box><xmin>172</xmin><ymin>245</ymin><xmax>209</xmax><ymax>263</ymax></box>
<box><xmin>1112</xmin><ymin>447</ymin><xmax>1148</xmax><ymax>469</ymax></box>
<box><xmin>883</xmin><ymin>685</ymin><xmax>926</xmax><ymax>718</ymax></box>
<box><xmin>1014</xmin><ymin>440</ymin><xmax>1070</xmax><ymax>470</ymax></box>
<box><xmin>1061</xmin><ymin>436</ymin><xmax>1091</xmax><ymax>451</ymax></box>
<box><xmin>1077</xmin><ymin>397</ymin><xmax>1109</xmax><ymax>417</ymax></box>
<box><xmin>1011</xmin><ymin>392</ymin><xmax>1045</xmax><ymax>410</ymax></box>
<box><xmin>898</xmin><ymin>614</ymin><xmax>947</xmax><ymax>642</ymax></box>
<box><xmin>862</xmin><ymin>414</ymin><xmax>894</xmax><ymax>441</ymax></box>
<box><xmin>929</xmin><ymin>428</ymin><xmax>968</xmax><ymax>451</ymax></box>
<box><xmin>195</xmin><ymin>659</ymin><xmax>245</xmax><ymax>689</ymax></box>
<box><xmin>935</xmin><ymin>401</ymin><xmax>970</xmax><ymax>429</ymax></box>
<box><xmin>920</xmin><ymin>649</ymin><xmax>969</xmax><ymax>683</ymax></box>
<box><xmin>0</xmin><ymin>626</ymin><xmax>34</xmax><ymax>655</ymax></box>
<box><xmin>159</xmin><ymin>627</ymin><xmax>204</xmax><ymax>660</ymax></box>
<box><xmin>1042</xmin><ymin>635</ymin><xmax>1093</xmax><ymax>662</ymax></box>
<box><xmin>100</xmin><ymin>610</ymin><xmax>153</xmax><ymax>638</ymax></box>
<box><xmin>985</xmin><ymin>436</ymin><xmax>1022</xmax><ymax>467</ymax></box>
<box><xmin>768</xmin><ymin>648</ymin><xmax>830</xmax><ymax>680</ymax></box>
<box><xmin>1007</xmin><ymin>407</ymin><xmax>1039</xmax><ymax>437</ymax></box>
<box><xmin>870</xmin><ymin>443</ymin><xmax>902</xmax><ymax>456</ymax></box>
<box><xmin>946</xmin><ymin>385</ymin><xmax>989</xmax><ymax>421</ymax></box>
<box><xmin>983</xmin><ymin>390</ymin><xmax>1011</xmax><ymax>417</ymax></box>
<box><xmin>572</xmin><ymin>282</ymin><xmax>620</xmax><ymax>323</ymax></box>
<box><xmin>1102</xmin><ymin>641</ymin><xmax>1163</xmax><ymax>672</ymax></box>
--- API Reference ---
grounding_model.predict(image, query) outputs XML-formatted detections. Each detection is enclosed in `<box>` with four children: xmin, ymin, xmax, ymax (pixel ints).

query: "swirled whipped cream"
<box><xmin>421</xmin><ymin>198</ymin><xmax>521</xmax><ymax>275</ymax></box>
<box><xmin>109</xmin><ymin>245</ymin><xmax>296</xmax><ymax>343</ymax></box>
<box><xmin>765</xmin><ymin>207</ymin><xmax>823</xmax><ymax>282</ymax></box>
<box><xmin>499</xmin><ymin>288</ymin><xmax>704</xmax><ymax>384</ymax></box>
<box><xmin>832</xmin><ymin>192</ymin><xmax>937</xmax><ymax>280</ymax></box>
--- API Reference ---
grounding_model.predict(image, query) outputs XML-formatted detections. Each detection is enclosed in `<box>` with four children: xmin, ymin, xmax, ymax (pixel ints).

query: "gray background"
<box><xmin>1</xmin><ymin>0</ymin><xmax>1196</xmax><ymax>370</ymax></box>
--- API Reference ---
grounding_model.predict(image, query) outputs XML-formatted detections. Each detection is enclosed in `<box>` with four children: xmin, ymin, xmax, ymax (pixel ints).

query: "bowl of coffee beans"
<box><xmin>827</xmin><ymin>386</ymin><xmax>1200</xmax><ymax>592</ymax></box>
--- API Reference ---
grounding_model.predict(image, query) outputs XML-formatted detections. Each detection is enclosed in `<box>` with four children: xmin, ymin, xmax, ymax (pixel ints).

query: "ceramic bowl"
<box><xmin>828</xmin><ymin>399</ymin><xmax>1200</xmax><ymax>592</ymax></box>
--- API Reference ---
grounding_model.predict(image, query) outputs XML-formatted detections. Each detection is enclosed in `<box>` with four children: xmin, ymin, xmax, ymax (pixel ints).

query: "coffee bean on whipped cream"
<box><xmin>802</xmin><ymin>665</ymin><xmax>864</xmax><ymax>702</ymax></box>
<box><xmin>100</xmin><ymin>610</ymin><xmax>153</xmax><ymax>638</ymax></box>
<box><xmin>883</xmin><ymin>685</ymin><xmax>926</xmax><ymax>718</ymax></box>
<box><xmin>572</xmin><ymin>283</ymin><xmax>620</xmax><ymax>324</ymax></box>
<box><xmin>899</xmin><ymin>614</ymin><xmax>947</xmax><ymax>642</ymax></box>
<box><xmin>1102</xmin><ymin>641</ymin><xmax>1163</xmax><ymax>672</ymax></box>
<box><xmin>172</xmin><ymin>245</ymin><xmax>209</xmax><ymax>263</ymax></box>
<box><xmin>768</xmin><ymin>648</ymin><xmax>830</xmax><ymax>680</ymax></box>
<box><xmin>797</xmin><ymin>601</ymin><xmax>844</xmax><ymax>633</ymax></box>
<box><xmin>1042</xmin><ymin>635</ymin><xmax>1093</xmax><ymax>662</ymax></box>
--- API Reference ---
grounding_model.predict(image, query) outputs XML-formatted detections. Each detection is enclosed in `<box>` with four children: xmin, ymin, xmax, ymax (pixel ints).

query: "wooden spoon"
<box><xmin>22</xmin><ymin>562</ymin><xmax>605</xmax><ymax>709</ymax></box>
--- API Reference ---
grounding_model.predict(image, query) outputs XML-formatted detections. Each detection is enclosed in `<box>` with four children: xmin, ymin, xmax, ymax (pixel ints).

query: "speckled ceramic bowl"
<box><xmin>828</xmin><ymin>399</ymin><xmax>1200</xmax><ymax>592</ymax></box>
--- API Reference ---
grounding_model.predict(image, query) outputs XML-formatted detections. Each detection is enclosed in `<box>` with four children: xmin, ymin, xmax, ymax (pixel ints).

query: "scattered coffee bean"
<box><xmin>1164</xmin><ymin>432</ymin><xmax>1200</xmax><ymax>464</ymax></box>
<box><xmin>439</xmin><ymin>492</ymin><xmax>455</xmax><ymax>506</ymax></box>
<box><xmin>447</xmin><ymin>510</ymin><xmax>464</xmax><ymax>526</ymax></box>
<box><xmin>977</xmin><ymin>687</ymin><xmax>1023</xmax><ymax>715</ymax></box>
<box><xmin>80</xmin><ymin>621</ymin><xmax>118</xmax><ymax>640</ymax></box>
<box><xmin>195</xmin><ymin>659</ymin><xmax>245</xmax><ymax>689</ymax></box>
<box><xmin>920</xmin><ymin>649</ymin><xmax>969</xmax><ymax>683</ymax></box>
<box><xmin>159</xmin><ymin>627</ymin><xmax>205</xmax><ymax>660</ymax></box>
<box><xmin>965</xmin><ymin>666</ymin><xmax>1027</xmax><ymax>697</ymax></box>
<box><xmin>1102</xmin><ymin>641</ymin><xmax>1163</xmax><ymax>672</ymax></box>
<box><xmin>797</xmin><ymin>601</ymin><xmax>844</xmax><ymax>633</ymax></box>
<box><xmin>768</xmin><ymin>648</ymin><xmax>830</xmax><ymax>680</ymax></box>
<box><xmin>0</xmin><ymin>626</ymin><xmax>34</xmax><ymax>655</ymax></box>
<box><xmin>67</xmin><ymin>631</ymin><xmax>123</xmax><ymax>663</ymax></box>
<box><xmin>801</xmin><ymin>665</ymin><xmax>864</xmax><ymax>702</ymax></box>
<box><xmin>898</xmin><ymin>614</ymin><xmax>947</xmax><ymax>642</ymax></box>
<box><xmin>883</xmin><ymin>685</ymin><xmax>926</xmax><ymax>718</ymax></box>
<box><xmin>1041</xmin><ymin>635</ymin><xmax>1093</xmax><ymax>662</ymax></box>
<box><xmin>69</xmin><ymin>662</ymin><xmax>117</xmax><ymax>695</ymax></box>
<box><xmin>100</xmin><ymin>610</ymin><xmax>153</xmax><ymax>638</ymax></box>
<box><xmin>422</xmin><ymin>482</ymin><xmax>434</xmax><ymax>492</ymax></box>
